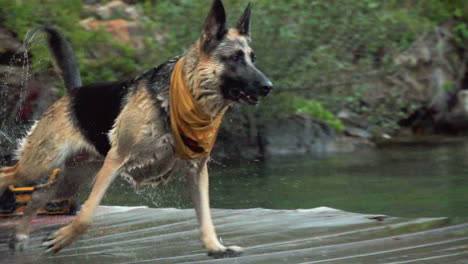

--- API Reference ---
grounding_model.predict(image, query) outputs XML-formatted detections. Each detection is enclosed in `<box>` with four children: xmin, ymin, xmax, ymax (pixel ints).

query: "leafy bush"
<box><xmin>293</xmin><ymin>97</ymin><xmax>345</xmax><ymax>132</ymax></box>
<box><xmin>257</xmin><ymin>93</ymin><xmax>344</xmax><ymax>132</ymax></box>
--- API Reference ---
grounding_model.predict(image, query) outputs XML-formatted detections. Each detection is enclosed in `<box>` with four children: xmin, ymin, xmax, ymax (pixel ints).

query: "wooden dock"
<box><xmin>1</xmin><ymin>206</ymin><xmax>467</xmax><ymax>263</ymax></box>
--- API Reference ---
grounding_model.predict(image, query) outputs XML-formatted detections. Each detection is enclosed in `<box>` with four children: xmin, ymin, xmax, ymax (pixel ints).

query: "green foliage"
<box><xmin>442</xmin><ymin>81</ymin><xmax>454</xmax><ymax>92</ymax></box>
<box><xmin>258</xmin><ymin>93</ymin><xmax>344</xmax><ymax>132</ymax></box>
<box><xmin>385</xmin><ymin>0</ymin><xmax>468</xmax><ymax>49</ymax></box>
<box><xmin>293</xmin><ymin>97</ymin><xmax>345</xmax><ymax>132</ymax></box>
<box><xmin>454</xmin><ymin>22</ymin><xmax>468</xmax><ymax>47</ymax></box>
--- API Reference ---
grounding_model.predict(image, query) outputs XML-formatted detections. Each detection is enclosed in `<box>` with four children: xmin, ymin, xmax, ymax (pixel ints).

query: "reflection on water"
<box><xmin>104</xmin><ymin>138</ymin><xmax>468</xmax><ymax>220</ymax></box>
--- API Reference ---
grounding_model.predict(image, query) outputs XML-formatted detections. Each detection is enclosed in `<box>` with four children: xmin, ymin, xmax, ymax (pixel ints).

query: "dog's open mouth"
<box><xmin>236</xmin><ymin>90</ymin><xmax>259</xmax><ymax>105</ymax></box>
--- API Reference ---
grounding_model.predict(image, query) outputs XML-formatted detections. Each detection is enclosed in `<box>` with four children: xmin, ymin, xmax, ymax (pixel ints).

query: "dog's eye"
<box><xmin>230</xmin><ymin>55</ymin><xmax>240</xmax><ymax>63</ymax></box>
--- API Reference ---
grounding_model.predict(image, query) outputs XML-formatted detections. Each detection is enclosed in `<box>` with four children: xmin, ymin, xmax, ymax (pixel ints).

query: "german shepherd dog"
<box><xmin>0</xmin><ymin>0</ymin><xmax>272</xmax><ymax>258</ymax></box>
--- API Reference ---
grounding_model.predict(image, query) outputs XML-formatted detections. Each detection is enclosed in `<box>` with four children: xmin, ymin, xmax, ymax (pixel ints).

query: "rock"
<box><xmin>433</xmin><ymin>90</ymin><xmax>468</xmax><ymax>135</ymax></box>
<box><xmin>337</xmin><ymin>110</ymin><xmax>373</xmax><ymax>139</ymax></box>
<box><xmin>263</xmin><ymin>115</ymin><xmax>336</xmax><ymax>157</ymax></box>
<box><xmin>327</xmin><ymin>136</ymin><xmax>375</xmax><ymax>153</ymax></box>
<box><xmin>80</xmin><ymin>0</ymin><xmax>145</xmax><ymax>48</ymax></box>
<box><xmin>344</xmin><ymin>126</ymin><xmax>373</xmax><ymax>139</ymax></box>
<box><xmin>0</xmin><ymin>29</ymin><xmax>28</xmax><ymax>66</ymax></box>
<box><xmin>85</xmin><ymin>0</ymin><xmax>140</xmax><ymax>20</ymax></box>
<box><xmin>337</xmin><ymin>109</ymin><xmax>369</xmax><ymax>129</ymax></box>
<box><xmin>0</xmin><ymin>65</ymin><xmax>24</xmax><ymax>86</ymax></box>
<box><xmin>213</xmin><ymin>111</ymin><xmax>375</xmax><ymax>161</ymax></box>
<box><xmin>0</xmin><ymin>28</ymin><xmax>24</xmax><ymax>52</ymax></box>
<box><xmin>80</xmin><ymin>18</ymin><xmax>141</xmax><ymax>46</ymax></box>
<box><xmin>357</xmin><ymin>21</ymin><xmax>467</xmax><ymax>135</ymax></box>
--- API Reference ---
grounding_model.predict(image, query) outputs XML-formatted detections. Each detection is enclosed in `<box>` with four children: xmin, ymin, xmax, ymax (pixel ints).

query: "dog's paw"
<box><xmin>9</xmin><ymin>233</ymin><xmax>30</xmax><ymax>251</ymax></box>
<box><xmin>41</xmin><ymin>223</ymin><xmax>87</xmax><ymax>254</ymax></box>
<box><xmin>208</xmin><ymin>246</ymin><xmax>244</xmax><ymax>259</ymax></box>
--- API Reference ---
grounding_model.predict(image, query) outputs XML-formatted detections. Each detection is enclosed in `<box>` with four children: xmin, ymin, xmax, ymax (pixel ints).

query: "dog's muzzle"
<box><xmin>240</xmin><ymin>79</ymin><xmax>272</xmax><ymax>105</ymax></box>
<box><xmin>224</xmin><ymin>79</ymin><xmax>273</xmax><ymax>105</ymax></box>
<box><xmin>260</xmin><ymin>80</ymin><xmax>273</xmax><ymax>96</ymax></box>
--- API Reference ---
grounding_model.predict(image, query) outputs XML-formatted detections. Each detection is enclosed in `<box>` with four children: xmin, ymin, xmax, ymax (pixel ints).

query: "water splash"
<box><xmin>0</xmin><ymin>28</ymin><xmax>45</xmax><ymax>157</ymax></box>
<box><xmin>0</xmin><ymin>130</ymin><xmax>14</xmax><ymax>144</ymax></box>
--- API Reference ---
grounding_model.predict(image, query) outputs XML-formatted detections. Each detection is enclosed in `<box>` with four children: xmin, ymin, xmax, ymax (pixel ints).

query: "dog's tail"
<box><xmin>42</xmin><ymin>26</ymin><xmax>82</xmax><ymax>91</ymax></box>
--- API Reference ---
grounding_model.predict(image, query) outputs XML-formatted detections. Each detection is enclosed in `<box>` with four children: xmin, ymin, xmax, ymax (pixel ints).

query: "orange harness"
<box><xmin>0</xmin><ymin>169</ymin><xmax>75</xmax><ymax>216</ymax></box>
<box><xmin>169</xmin><ymin>58</ymin><xmax>226</xmax><ymax>159</ymax></box>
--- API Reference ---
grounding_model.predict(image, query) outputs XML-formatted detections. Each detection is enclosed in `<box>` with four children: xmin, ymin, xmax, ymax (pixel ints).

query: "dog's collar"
<box><xmin>169</xmin><ymin>58</ymin><xmax>226</xmax><ymax>160</ymax></box>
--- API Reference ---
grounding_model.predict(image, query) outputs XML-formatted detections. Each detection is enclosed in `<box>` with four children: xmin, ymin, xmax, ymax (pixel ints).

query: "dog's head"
<box><xmin>195</xmin><ymin>0</ymin><xmax>272</xmax><ymax>106</ymax></box>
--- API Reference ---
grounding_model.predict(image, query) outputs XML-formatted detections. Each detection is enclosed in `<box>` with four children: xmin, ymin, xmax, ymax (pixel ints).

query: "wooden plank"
<box><xmin>0</xmin><ymin>207</ymin><xmax>466</xmax><ymax>264</ymax></box>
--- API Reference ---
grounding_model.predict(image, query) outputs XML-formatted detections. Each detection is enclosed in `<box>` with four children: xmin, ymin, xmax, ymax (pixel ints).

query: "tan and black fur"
<box><xmin>0</xmin><ymin>0</ymin><xmax>272</xmax><ymax>258</ymax></box>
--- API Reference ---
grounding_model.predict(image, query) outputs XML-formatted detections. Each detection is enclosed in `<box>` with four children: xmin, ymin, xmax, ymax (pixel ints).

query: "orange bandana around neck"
<box><xmin>169</xmin><ymin>58</ymin><xmax>226</xmax><ymax>160</ymax></box>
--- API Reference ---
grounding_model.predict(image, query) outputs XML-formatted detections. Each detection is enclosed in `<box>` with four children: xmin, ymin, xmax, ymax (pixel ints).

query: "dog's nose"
<box><xmin>260</xmin><ymin>80</ymin><xmax>273</xmax><ymax>96</ymax></box>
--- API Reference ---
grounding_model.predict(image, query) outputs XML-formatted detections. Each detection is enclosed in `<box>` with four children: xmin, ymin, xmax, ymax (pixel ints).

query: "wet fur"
<box><xmin>0</xmin><ymin>0</ymin><xmax>270</xmax><ymax>258</ymax></box>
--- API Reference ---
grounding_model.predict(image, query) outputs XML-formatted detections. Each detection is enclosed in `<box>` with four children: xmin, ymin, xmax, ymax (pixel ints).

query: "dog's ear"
<box><xmin>202</xmin><ymin>0</ymin><xmax>227</xmax><ymax>52</ymax></box>
<box><xmin>236</xmin><ymin>2</ymin><xmax>251</xmax><ymax>36</ymax></box>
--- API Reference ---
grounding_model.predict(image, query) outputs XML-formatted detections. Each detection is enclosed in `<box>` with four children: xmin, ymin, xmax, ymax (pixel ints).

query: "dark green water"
<box><xmin>104</xmin><ymin>139</ymin><xmax>468</xmax><ymax>221</ymax></box>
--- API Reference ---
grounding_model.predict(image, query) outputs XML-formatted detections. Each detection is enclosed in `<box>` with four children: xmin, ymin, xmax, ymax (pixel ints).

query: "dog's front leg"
<box><xmin>42</xmin><ymin>149</ymin><xmax>122</xmax><ymax>253</ymax></box>
<box><xmin>189</xmin><ymin>159</ymin><xmax>243</xmax><ymax>259</ymax></box>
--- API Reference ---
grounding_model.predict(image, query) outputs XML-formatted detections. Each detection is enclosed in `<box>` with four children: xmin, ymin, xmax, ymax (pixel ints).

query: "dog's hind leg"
<box><xmin>11</xmin><ymin>160</ymin><xmax>99</xmax><ymax>252</ymax></box>
<box><xmin>9</xmin><ymin>188</ymin><xmax>54</xmax><ymax>251</ymax></box>
<box><xmin>9</xmin><ymin>96</ymin><xmax>95</xmax><ymax>187</ymax></box>
<box><xmin>0</xmin><ymin>164</ymin><xmax>18</xmax><ymax>173</ymax></box>
<box><xmin>188</xmin><ymin>159</ymin><xmax>243</xmax><ymax>259</ymax></box>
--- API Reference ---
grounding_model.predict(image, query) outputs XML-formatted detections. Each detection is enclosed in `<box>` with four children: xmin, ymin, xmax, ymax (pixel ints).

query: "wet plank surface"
<box><xmin>1</xmin><ymin>206</ymin><xmax>467</xmax><ymax>264</ymax></box>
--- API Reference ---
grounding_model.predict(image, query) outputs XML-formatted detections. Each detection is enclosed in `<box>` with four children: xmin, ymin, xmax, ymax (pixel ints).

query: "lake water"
<box><xmin>104</xmin><ymin>137</ymin><xmax>468</xmax><ymax>222</ymax></box>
